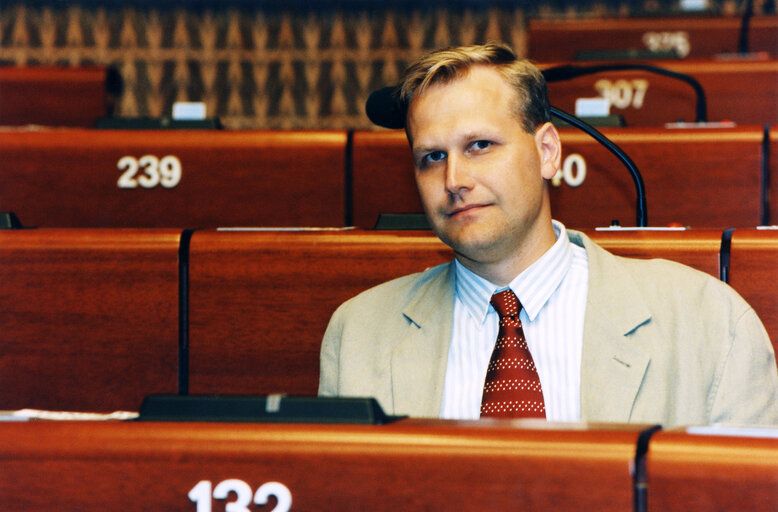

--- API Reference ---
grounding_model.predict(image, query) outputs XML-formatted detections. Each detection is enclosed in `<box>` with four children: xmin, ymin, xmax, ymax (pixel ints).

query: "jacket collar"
<box><xmin>390</xmin><ymin>263</ymin><xmax>456</xmax><ymax>417</ymax></box>
<box><xmin>570</xmin><ymin>231</ymin><xmax>653</xmax><ymax>423</ymax></box>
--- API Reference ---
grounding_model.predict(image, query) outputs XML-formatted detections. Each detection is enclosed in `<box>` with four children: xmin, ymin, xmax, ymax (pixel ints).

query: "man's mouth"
<box><xmin>447</xmin><ymin>204</ymin><xmax>489</xmax><ymax>218</ymax></box>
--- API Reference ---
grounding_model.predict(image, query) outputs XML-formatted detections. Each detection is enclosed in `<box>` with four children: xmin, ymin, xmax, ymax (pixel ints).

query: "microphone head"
<box><xmin>541</xmin><ymin>64</ymin><xmax>579</xmax><ymax>83</ymax></box>
<box><xmin>365</xmin><ymin>86</ymin><xmax>406</xmax><ymax>129</ymax></box>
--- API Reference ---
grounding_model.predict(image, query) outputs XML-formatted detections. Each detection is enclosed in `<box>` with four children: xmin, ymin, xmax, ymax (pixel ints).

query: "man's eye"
<box><xmin>423</xmin><ymin>151</ymin><xmax>447</xmax><ymax>164</ymax></box>
<box><xmin>470</xmin><ymin>140</ymin><xmax>492</xmax><ymax>151</ymax></box>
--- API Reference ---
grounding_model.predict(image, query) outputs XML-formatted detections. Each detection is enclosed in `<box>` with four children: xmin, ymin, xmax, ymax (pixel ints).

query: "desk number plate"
<box><xmin>189</xmin><ymin>480</ymin><xmax>292</xmax><ymax>512</ymax></box>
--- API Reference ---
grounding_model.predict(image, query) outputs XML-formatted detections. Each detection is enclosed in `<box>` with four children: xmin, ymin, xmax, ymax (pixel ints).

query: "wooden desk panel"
<box><xmin>551</xmin><ymin>126</ymin><xmax>765</xmax><ymax>228</ymax></box>
<box><xmin>647</xmin><ymin>430</ymin><xmax>778</xmax><ymax>511</ymax></box>
<box><xmin>586</xmin><ymin>228</ymin><xmax>723</xmax><ymax>278</ymax></box>
<box><xmin>528</xmin><ymin>16</ymin><xmax>778</xmax><ymax>61</ymax></box>
<box><xmin>0</xmin><ymin>66</ymin><xmax>109</xmax><ymax>127</ymax></box>
<box><xmin>351</xmin><ymin>130</ymin><xmax>419</xmax><ymax>228</ymax></box>
<box><xmin>727</xmin><ymin>228</ymin><xmax>778</xmax><ymax>351</ymax></box>
<box><xmin>544</xmin><ymin>60</ymin><xmax>778</xmax><ymax>127</ymax></box>
<box><xmin>187</xmin><ymin>230</ymin><xmax>453</xmax><ymax>395</ymax></box>
<box><xmin>0</xmin><ymin>129</ymin><xmax>347</xmax><ymax>228</ymax></box>
<box><xmin>0</xmin><ymin>420</ymin><xmax>642</xmax><ymax>511</ymax></box>
<box><xmin>351</xmin><ymin>127</ymin><xmax>765</xmax><ymax>229</ymax></box>
<box><xmin>0</xmin><ymin>229</ymin><xmax>180</xmax><ymax>411</ymax></box>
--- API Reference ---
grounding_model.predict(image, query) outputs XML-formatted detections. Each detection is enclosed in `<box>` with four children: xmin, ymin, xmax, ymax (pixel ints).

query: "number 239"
<box><xmin>117</xmin><ymin>155</ymin><xmax>182</xmax><ymax>189</ymax></box>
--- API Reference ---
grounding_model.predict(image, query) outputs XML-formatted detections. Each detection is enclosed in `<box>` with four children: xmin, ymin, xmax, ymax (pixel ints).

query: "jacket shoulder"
<box><xmin>335</xmin><ymin>261</ymin><xmax>451</xmax><ymax>317</ymax></box>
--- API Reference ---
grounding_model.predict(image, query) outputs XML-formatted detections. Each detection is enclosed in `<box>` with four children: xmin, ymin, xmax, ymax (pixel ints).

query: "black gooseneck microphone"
<box><xmin>365</xmin><ymin>84</ymin><xmax>648</xmax><ymax>227</ymax></box>
<box><xmin>549</xmin><ymin>105</ymin><xmax>647</xmax><ymax>227</ymax></box>
<box><xmin>738</xmin><ymin>0</ymin><xmax>755</xmax><ymax>54</ymax></box>
<box><xmin>542</xmin><ymin>62</ymin><xmax>708</xmax><ymax>123</ymax></box>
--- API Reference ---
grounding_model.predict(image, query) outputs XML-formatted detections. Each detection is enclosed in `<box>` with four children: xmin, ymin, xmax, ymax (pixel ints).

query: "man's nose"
<box><xmin>445</xmin><ymin>155</ymin><xmax>475</xmax><ymax>196</ymax></box>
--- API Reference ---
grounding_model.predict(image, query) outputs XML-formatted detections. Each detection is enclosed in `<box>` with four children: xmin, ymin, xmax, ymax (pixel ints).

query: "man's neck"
<box><xmin>454</xmin><ymin>224</ymin><xmax>558</xmax><ymax>286</ymax></box>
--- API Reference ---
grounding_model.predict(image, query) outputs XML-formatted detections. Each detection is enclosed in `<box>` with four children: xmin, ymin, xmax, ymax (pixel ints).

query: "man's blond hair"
<box><xmin>398</xmin><ymin>42</ymin><xmax>550</xmax><ymax>134</ymax></box>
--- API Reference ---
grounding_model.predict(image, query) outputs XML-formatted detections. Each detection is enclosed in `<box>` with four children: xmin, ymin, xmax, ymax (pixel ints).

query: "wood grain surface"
<box><xmin>527</xmin><ymin>16</ymin><xmax>778</xmax><ymax>61</ymax></box>
<box><xmin>727</xmin><ymin>228</ymin><xmax>778</xmax><ymax>358</ymax></box>
<box><xmin>0</xmin><ymin>129</ymin><xmax>347</xmax><ymax>228</ymax></box>
<box><xmin>543</xmin><ymin>60</ymin><xmax>778</xmax><ymax>127</ymax></box>
<box><xmin>0</xmin><ymin>229</ymin><xmax>181</xmax><ymax>411</ymax></box>
<box><xmin>187</xmin><ymin>229</ymin><xmax>454</xmax><ymax>396</ymax></box>
<box><xmin>0</xmin><ymin>419</ymin><xmax>644</xmax><ymax>511</ymax></box>
<box><xmin>350</xmin><ymin>126</ymin><xmax>768</xmax><ymax>229</ymax></box>
<box><xmin>647</xmin><ymin>429</ymin><xmax>778</xmax><ymax>511</ymax></box>
<box><xmin>0</xmin><ymin>66</ymin><xmax>108</xmax><ymax>127</ymax></box>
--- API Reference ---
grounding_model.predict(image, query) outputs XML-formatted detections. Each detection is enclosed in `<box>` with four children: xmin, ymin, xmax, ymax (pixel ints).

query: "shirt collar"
<box><xmin>454</xmin><ymin>220</ymin><xmax>574</xmax><ymax>324</ymax></box>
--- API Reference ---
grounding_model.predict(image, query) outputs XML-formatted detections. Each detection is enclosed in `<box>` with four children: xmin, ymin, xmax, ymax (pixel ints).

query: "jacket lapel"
<box><xmin>573</xmin><ymin>232</ymin><xmax>653</xmax><ymax>423</ymax></box>
<box><xmin>391</xmin><ymin>263</ymin><xmax>456</xmax><ymax>418</ymax></box>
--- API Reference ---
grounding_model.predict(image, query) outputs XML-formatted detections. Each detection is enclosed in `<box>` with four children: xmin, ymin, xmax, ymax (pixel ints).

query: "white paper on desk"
<box><xmin>3</xmin><ymin>409</ymin><xmax>139</xmax><ymax>421</ymax></box>
<box><xmin>686</xmin><ymin>425</ymin><xmax>778</xmax><ymax>438</ymax></box>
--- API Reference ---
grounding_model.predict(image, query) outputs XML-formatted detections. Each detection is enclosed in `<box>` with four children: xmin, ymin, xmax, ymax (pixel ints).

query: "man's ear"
<box><xmin>535</xmin><ymin>122</ymin><xmax>562</xmax><ymax>180</ymax></box>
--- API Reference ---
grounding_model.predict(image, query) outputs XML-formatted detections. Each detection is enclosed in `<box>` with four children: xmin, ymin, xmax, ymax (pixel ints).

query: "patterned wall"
<box><xmin>0</xmin><ymin>1</ymin><xmax>754</xmax><ymax>130</ymax></box>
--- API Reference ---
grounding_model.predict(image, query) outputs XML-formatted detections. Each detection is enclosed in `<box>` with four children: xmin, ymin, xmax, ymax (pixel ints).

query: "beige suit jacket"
<box><xmin>319</xmin><ymin>231</ymin><xmax>778</xmax><ymax>427</ymax></box>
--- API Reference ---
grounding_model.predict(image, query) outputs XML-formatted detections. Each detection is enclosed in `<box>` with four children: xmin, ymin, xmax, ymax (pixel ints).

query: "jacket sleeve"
<box><xmin>318</xmin><ymin>302</ymin><xmax>346</xmax><ymax>397</ymax></box>
<box><xmin>710</xmin><ymin>306</ymin><xmax>778</xmax><ymax>426</ymax></box>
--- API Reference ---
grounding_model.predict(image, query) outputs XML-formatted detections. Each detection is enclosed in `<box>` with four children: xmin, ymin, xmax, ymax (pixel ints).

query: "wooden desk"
<box><xmin>0</xmin><ymin>66</ymin><xmax>109</xmax><ymax>127</ymax></box>
<box><xmin>0</xmin><ymin>129</ymin><xmax>347</xmax><ymax>228</ymax></box>
<box><xmin>727</xmin><ymin>228</ymin><xmax>778</xmax><ymax>352</ymax></box>
<box><xmin>350</xmin><ymin>127</ymin><xmax>766</xmax><ymax>229</ymax></box>
<box><xmin>544</xmin><ymin>59</ymin><xmax>778</xmax><ymax>126</ymax></box>
<box><xmin>0</xmin><ymin>229</ymin><xmax>180</xmax><ymax>411</ymax></box>
<box><xmin>586</xmin><ymin>228</ymin><xmax>723</xmax><ymax>278</ymax></box>
<box><xmin>0</xmin><ymin>419</ymin><xmax>643</xmax><ymax>511</ymax></box>
<box><xmin>647</xmin><ymin>429</ymin><xmax>778</xmax><ymax>510</ymax></box>
<box><xmin>351</xmin><ymin>130</ymin><xmax>417</xmax><ymax>228</ymax></box>
<box><xmin>187</xmin><ymin>229</ymin><xmax>453</xmax><ymax>396</ymax></box>
<box><xmin>528</xmin><ymin>16</ymin><xmax>778</xmax><ymax>61</ymax></box>
<box><xmin>551</xmin><ymin>125</ymin><xmax>766</xmax><ymax>228</ymax></box>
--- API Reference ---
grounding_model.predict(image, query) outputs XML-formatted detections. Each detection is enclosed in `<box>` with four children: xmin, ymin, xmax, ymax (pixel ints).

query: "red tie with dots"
<box><xmin>480</xmin><ymin>289</ymin><xmax>546</xmax><ymax>418</ymax></box>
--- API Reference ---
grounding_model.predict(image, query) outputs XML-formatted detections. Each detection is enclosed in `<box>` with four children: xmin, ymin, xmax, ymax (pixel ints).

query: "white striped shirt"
<box><xmin>440</xmin><ymin>221</ymin><xmax>589</xmax><ymax>422</ymax></box>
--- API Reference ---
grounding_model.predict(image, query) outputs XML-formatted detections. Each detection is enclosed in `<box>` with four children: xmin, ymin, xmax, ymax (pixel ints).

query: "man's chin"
<box><xmin>438</xmin><ymin>232</ymin><xmax>502</xmax><ymax>262</ymax></box>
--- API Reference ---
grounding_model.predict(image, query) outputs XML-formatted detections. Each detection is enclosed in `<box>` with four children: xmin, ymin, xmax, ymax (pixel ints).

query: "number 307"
<box><xmin>117</xmin><ymin>155</ymin><xmax>182</xmax><ymax>189</ymax></box>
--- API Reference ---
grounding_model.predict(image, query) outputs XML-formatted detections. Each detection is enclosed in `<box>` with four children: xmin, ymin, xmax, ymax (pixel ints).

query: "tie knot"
<box><xmin>490</xmin><ymin>289</ymin><xmax>521</xmax><ymax>318</ymax></box>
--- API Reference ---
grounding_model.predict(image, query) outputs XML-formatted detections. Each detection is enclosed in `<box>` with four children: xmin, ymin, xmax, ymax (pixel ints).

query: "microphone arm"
<box><xmin>551</xmin><ymin>106</ymin><xmax>647</xmax><ymax>227</ymax></box>
<box><xmin>542</xmin><ymin>62</ymin><xmax>707</xmax><ymax>123</ymax></box>
<box><xmin>738</xmin><ymin>0</ymin><xmax>754</xmax><ymax>54</ymax></box>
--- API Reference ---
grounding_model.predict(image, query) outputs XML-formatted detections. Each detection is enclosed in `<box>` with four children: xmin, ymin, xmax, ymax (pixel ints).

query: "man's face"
<box><xmin>406</xmin><ymin>65</ymin><xmax>560</xmax><ymax>271</ymax></box>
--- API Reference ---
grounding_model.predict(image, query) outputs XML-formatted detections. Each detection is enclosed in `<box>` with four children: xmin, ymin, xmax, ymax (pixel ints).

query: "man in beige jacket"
<box><xmin>319</xmin><ymin>42</ymin><xmax>777</xmax><ymax>426</ymax></box>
